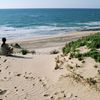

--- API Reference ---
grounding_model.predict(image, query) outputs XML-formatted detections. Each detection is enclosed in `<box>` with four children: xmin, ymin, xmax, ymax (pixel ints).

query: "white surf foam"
<box><xmin>77</xmin><ymin>21</ymin><xmax>100</xmax><ymax>26</ymax></box>
<box><xmin>0</xmin><ymin>25</ymin><xmax>98</xmax><ymax>40</ymax></box>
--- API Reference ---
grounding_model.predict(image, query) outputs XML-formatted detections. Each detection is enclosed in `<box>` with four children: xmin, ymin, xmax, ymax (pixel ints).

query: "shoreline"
<box><xmin>6</xmin><ymin>30</ymin><xmax>100</xmax><ymax>50</ymax></box>
<box><xmin>0</xmin><ymin>30</ymin><xmax>100</xmax><ymax>54</ymax></box>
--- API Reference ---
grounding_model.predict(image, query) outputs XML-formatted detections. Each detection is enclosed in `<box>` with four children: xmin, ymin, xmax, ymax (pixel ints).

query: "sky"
<box><xmin>0</xmin><ymin>0</ymin><xmax>100</xmax><ymax>8</ymax></box>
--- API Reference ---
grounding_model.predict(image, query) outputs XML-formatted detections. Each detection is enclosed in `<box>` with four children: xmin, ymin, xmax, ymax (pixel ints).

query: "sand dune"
<box><xmin>0</xmin><ymin>31</ymin><xmax>100</xmax><ymax>100</ymax></box>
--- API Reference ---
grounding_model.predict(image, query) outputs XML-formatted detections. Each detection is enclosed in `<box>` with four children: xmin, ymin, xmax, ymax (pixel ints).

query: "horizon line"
<box><xmin>0</xmin><ymin>7</ymin><xmax>100</xmax><ymax>9</ymax></box>
<box><xmin>0</xmin><ymin>8</ymin><xmax>100</xmax><ymax>10</ymax></box>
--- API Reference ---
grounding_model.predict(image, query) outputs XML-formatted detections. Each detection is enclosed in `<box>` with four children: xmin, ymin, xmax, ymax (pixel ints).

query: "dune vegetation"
<box><xmin>62</xmin><ymin>32</ymin><xmax>100</xmax><ymax>62</ymax></box>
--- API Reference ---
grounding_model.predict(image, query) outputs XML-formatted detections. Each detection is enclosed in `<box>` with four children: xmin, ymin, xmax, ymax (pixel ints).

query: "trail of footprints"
<box><xmin>0</xmin><ymin>62</ymin><xmax>51</xmax><ymax>100</ymax></box>
<box><xmin>0</xmin><ymin>58</ymin><xmax>51</xmax><ymax>99</ymax></box>
<box><xmin>0</xmin><ymin>58</ymin><xmax>13</xmax><ymax>81</ymax></box>
<box><xmin>43</xmin><ymin>90</ymin><xmax>79</xmax><ymax>100</ymax></box>
<box><xmin>0</xmin><ymin>58</ymin><xmax>79</xmax><ymax>100</ymax></box>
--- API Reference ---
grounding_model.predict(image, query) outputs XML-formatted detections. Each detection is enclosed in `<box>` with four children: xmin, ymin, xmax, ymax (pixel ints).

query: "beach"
<box><xmin>6</xmin><ymin>30</ymin><xmax>100</xmax><ymax>50</ymax></box>
<box><xmin>0</xmin><ymin>30</ymin><xmax>100</xmax><ymax>100</ymax></box>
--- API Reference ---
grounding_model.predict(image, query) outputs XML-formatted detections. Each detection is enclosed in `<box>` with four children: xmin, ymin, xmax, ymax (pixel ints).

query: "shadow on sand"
<box><xmin>6</xmin><ymin>55</ymin><xmax>33</xmax><ymax>59</ymax></box>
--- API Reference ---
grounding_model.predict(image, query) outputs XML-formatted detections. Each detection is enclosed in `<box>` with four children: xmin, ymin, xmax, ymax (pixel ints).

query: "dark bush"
<box><xmin>21</xmin><ymin>49</ymin><xmax>29</xmax><ymax>55</ymax></box>
<box><xmin>50</xmin><ymin>50</ymin><xmax>59</xmax><ymax>54</ymax></box>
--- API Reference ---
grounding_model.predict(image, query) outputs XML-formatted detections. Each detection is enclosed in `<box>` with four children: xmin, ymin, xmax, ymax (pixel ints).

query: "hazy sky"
<box><xmin>0</xmin><ymin>0</ymin><xmax>100</xmax><ymax>8</ymax></box>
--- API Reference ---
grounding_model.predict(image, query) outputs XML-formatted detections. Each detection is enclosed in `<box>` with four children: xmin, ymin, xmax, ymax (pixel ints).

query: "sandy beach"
<box><xmin>6</xmin><ymin>30</ymin><xmax>100</xmax><ymax>50</ymax></box>
<box><xmin>0</xmin><ymin>30</ymin><xmax>100</xmax><ymax>100</ymax></box>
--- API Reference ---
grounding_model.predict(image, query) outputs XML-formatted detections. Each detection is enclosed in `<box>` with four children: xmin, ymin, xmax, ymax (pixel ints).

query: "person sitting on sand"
<box><xmin>1</xmin><ymin>38</ymin><xmax>13</xmax><ymax>55</ymax></box>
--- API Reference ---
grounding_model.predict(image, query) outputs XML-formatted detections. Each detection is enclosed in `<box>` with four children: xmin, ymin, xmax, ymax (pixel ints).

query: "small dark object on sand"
<box><xmin>55</xmin><ymin>64</ymin><xmax>59</xmax><ymax>70</ymax></box>
<box><xmin>31</xmin><ymin>50</ymin><xmax>36</xmax><ymax>54</ymax></box>
<box><xmin>3</xmin><ymin>59</ymin><xmax>7</xmax><ymax>62</ymax></box>
<box><xmin>16</xmin><ymin>74</ymin><xmax>21</xmax><ymax>77</ymax></box>
<box><xmin>50</xmin><ymin>49</ymin><xmax>59</xmax><ymax>54</ymax></box>
<box><xmin>44</xmin><ymin>94</ymin><xmax>49</xmax><ymax>97</ymax></box>
<box><xmin>13</xmin><ymin>43</ymin><xmax>21</xmax><ymax>48</ymax></box>
<box><xmin>0</xmin><ymin>89</ymin><xmax>7</xmax><ymax>95</ymax></box>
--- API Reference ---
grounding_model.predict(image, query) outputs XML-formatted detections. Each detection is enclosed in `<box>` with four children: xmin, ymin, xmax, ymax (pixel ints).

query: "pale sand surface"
<box><xmin>0</xmin><ymin>31</ymin><xmax>100</xmax><ymax>100</ymax></box>
<box><xmin>1</xmin><ymin>30</ymin><xmax>100</xmax><ymax>50</ymax></box>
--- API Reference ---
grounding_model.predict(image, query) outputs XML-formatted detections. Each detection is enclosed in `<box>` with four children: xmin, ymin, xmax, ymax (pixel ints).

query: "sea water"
<box><xmin>0</xmin><ymin>8</ymin><xmax>100</xmax><ymax>40</ymax></box>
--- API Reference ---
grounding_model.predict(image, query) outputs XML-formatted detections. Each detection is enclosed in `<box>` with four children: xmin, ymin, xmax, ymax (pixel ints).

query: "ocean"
<box><xmin>0</xmin><ymin>8</ymin><xmax>100</xmax><ymax>40</ymax></box>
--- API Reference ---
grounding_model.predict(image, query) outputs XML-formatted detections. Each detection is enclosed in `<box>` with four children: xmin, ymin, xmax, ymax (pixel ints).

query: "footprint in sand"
<box><xmin>43</xmin><ymin>90</ymin><xmax>78</xmax><ymax>100</ymax></box>
<box><xmin>5</xmin><ymin>66</ymin><xmax>9</xmax><ymax>70</ymax></box>
<box><xmin>38</xmin><ymin>77</ymin><xmax>49</xmax><ymax>88</ymax></box>
<box><xmin>0</xmin><ymin>89</ymin><xmax>7</xmax><ymax>95</ymax></box>
<box><xmin>16</xmin><ymin>73</ymin><xmax>22</xmax><ymax>77</ymax></box>
<box><xmin>3</xmin><ymin>59</ymin><xmax>7</xmax><ymax>63</ymax></box>
<box><xmin>23</xmin><ymin>72</ymin><xmax>35</xmax><ymax>80</ymax></box>
<box><xmin>43</xmin><ymin>90</ymin><xmax>65</xmax><ymax>100</ymax></box>
<box><xmin>43</xmin><ymin>93</ymin><xmax>50</xmax><ymax>97</ymax></box>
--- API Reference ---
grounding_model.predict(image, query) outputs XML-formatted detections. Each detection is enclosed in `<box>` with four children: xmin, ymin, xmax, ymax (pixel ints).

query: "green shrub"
<box><xmin>21</xmin><ymin>49</ymin><xmax>29</xmax><ymax>55</ymax></box>
<box><xmin>62</xmin><ymin>33</ymin><xmax>100</xmax><ymax>62</ymax></box>
<box><xmin>62</xmin><ymin>47</ymin><xmax>70</xmax><ymax>54</ymax></box>
<box><xmin>84</xmin><ymin>49</ymin><xmax>100</xmax><ymax>62</ymax></box>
